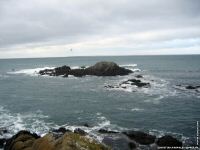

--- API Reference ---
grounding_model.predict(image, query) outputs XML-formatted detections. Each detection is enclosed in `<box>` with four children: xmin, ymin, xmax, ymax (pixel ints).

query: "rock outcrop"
<box><xmin>156</xmin><ymin>135</ymin><xmax>182</xmax><ymax>147</ymax></box>
<box><xmin>39</xmin><ymin>61</ymin><xmax>133</xmax><ymax>77</ymax></box>
<box><xmin>5</xmin><ymin>131</ymin><xmax>109</xmax><ymax>150</ymax></box>
<box><xmin>123</xmin><ymin>130</ymin><xmax>156</xmax><ymax>145</ymax></box>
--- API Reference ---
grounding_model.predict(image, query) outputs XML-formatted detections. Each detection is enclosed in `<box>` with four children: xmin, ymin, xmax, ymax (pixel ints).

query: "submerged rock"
<box><xmin>123</xmin><ymin>131</ymin><xmax>156</xmax><ymax>145</ymax></box>
<box><xmin>39</xmin><ymin>61</ymin><xmax>133</xmax><ymax>77</ymax></box>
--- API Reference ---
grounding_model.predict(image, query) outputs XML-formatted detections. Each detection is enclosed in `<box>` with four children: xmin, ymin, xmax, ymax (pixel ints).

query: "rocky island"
<box><xmin>39</xmin><ymin>61</ymin><xmax>133</xmax><ymax>77</ymax></box>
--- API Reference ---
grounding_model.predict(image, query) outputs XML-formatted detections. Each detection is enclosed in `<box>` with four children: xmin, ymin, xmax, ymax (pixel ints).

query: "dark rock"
<box><xmin>122</xmin><ymin>79</ymin><xmax>150</xmax><ymax>88</ymax></box>
<box><xmin>85</xmin><ymin>61</ymin><xmax>132</xmax><ymax>76</ymax></box>
<box><xmin>83</xmin><ymin>123</ymin><xmax>89</xmax><ymax>127</ymax></box>
<box><xmin>39</xmin><ymin>66</ymin><xmax>71</xmax><ymax>76</ymax></box>
<box><xmin>54</xmin><ymin>65</ymin><xmax>71</xmax><ymax>76</ymax></box>
<box><xmin>4</xmin><ymin>130</ymin><xmax>40</xmax><ymax>150</ymax></box>
<box><xmin>39</xmin><ymin>61</ymin><xmax>132</xmax><ymax>77</ymax></box>
<box><xmin>74</xmin><ymin>128</ymin><xmax>87</xmax><ymax>136</ymax></box>
<box><xmin>0</xmin><ymin>138</ymin><xmax>6</xmax><ymax>148</ymax></box>
<box><xmin>123</xmin><ymin>131</ymin><xmax>156</xmax><ymax>145</ymax></box>
<box><xmin>135</xmin><ymin>75</ymin><xmax>143</xmax><ymax>78</ymax></box>
<box><xmin>102</xmin><ymin>135</ymin><xmax>137</xmax><ymax>150</ymax></box>
<box><xmin>0</xmin><ymin>129</ymin><xmax>8</xmax><ymax>135</ymax></box>
<box><xmin>69</xmin><ymin>69</ymin><xmax>86</xmax><ymax>77</ymax></box>
<box><xmin>157</xmin><ymin>135</ymin><xmax>182</xmax><ymax>147</ymax></box>
<box><xmin>186</xmin><ymin>85</ymin><xmax>196</xmax><ymax>89</ymax></box>
<box><xmin>104</xmin><ymin>85</ymin><xmax>115</xmax><ymax>88</ymax></box>
<box><xmin>185</xmin><ymin>85</ymin><xmax>200</xmax><ymax>90</ymax></box>
<box><xmin>52</xmin><ymin>127</ymin><xmax>71</xmax><ymax>134</ymax></box>
<box><xmin>98</xmin><ymin>129</ymin><xmax>119</xmax><ymax>134</ymax></box>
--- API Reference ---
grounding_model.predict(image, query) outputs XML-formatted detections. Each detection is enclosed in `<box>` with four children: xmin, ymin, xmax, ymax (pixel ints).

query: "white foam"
<box><xmin>131</xmin><ymin>108</ymin><xmax>144</xmax><ymax>112</ymax></box>
<box><xmin>0</xmin><ymin>106</ymin><xmax>54</xmax><ymax>138</ymax></box>
<box><xmin>120</xmin><ymin>64</ymin><xmax>137</xmax><ymax>67</ymax></box>
<box><xmin>7</xmin><ymin>67</ymin><xmax>55</xmax><ymax>76</ymax></box>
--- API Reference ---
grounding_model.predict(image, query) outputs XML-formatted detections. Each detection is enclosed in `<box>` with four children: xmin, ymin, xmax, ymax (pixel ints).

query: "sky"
<box><xmin>0</xmin><ymin>0</ymin><xmax>200</xmax><ymax>58</ymax></box>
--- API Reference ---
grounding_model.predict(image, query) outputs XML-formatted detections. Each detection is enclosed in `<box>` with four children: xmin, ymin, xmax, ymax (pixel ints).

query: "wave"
<box><xmin>131</xmin><ymin>108</ymin><xmax>144</xmax><ymax>112</ymax></box>
<box><xmin>120</xmin><ymin>64</ymin><xmax>137</xmax><ymax>67</ymax></box>
<box><xmin>0</xmin><ymin>106</ymin><xmax>55</xmax><ymax>138</ymax></box>
<box><xmin>7</xmin><ymin>67</ymin><xmax>55</xmax><ymax>76</ymax></box>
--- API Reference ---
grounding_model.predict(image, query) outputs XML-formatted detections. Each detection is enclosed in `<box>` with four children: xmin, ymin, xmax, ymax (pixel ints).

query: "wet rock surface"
<box><xmin>156</xmin><ymin>135</ymin><xmax>182</xmax><ymax>149</ymax></box>
<box><xmin>2</xmin><ymin>128</ymin><xmax>184</xmax><ymax>150</ymax></box>
<box><xmin>39</xmin><ymin>61</ymin><xmax>133</xmax><ymax>77</ymax></box>
<box><xmin>4</xmin><ymin>130</ymin><xmax>108</xmax><ymax>150</ymax></box>
<box><xmin>123</xmin><ymin>131</ymin><xmax>156</xmax><ymax>145</ymax></box>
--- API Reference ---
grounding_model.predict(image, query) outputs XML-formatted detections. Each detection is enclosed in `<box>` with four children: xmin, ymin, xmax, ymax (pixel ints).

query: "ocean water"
<box><xmin>0</xmin><ymin>55</ymin><xmax>200</xmax><ymax>145</ymax></box>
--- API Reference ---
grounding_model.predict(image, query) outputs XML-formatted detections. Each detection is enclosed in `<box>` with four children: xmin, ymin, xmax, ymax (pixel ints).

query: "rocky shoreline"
<box><xmin>0</xmin><ymin>127</ymin><xmax>183</xmax><ymax>150</ymax></box>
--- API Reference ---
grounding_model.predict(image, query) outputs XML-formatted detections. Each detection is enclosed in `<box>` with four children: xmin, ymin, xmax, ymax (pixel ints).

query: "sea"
<box><xmin>0</xmin><ymin>55</ymin><xmax>200</xmax><ymax>147</ymax></box>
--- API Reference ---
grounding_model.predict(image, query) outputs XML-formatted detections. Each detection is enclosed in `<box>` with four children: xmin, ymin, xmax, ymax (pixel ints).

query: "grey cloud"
<box><xmin>0</xmin><ymin>0</ymin><xmax>200</xmax><ymax>51</ymax></box>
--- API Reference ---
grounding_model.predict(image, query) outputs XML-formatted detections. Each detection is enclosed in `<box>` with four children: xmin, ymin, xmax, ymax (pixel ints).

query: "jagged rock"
<box><xmin>4</xmin><ymin>130</ymin><xmax>40</xmax><ymax>150</ymax></box>
<box><xmin>74</xmin><ymin>128</ymin><xmax>87</xmax><ymax>136</ymax></box>
<box><xmin>52</xmin><ymin>127</ymin><xmax>71</xmax><ymax>134</ymax></box>
<box><xmin>156</xmin><ymin>135</ymin><xmax>182</xmax><ymax>147</ymax></box>
<box><xmin>121</xmin><ymin>79</ymin><xmax>150</xmax><ymax>88</ymax></box>
<box><xmin>0</xmin><ymin>138</ymin><xmax>6</xmax><ymax>148</ymax></box>
<box><xmin>123</xmin><ymin>131</ymin><xmax>156</xmax><ymax>145</ymax></box>
<box><xmin>5</xmin><ymin>131</ymin><xmax>109</xmax><ymax>150</ymax></box>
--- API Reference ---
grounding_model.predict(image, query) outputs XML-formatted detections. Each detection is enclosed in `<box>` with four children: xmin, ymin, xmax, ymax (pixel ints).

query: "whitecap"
<box><xmin>7</xmin><ymin>67</ymin><xmax>55</xmax><ymax>76</ymax></box>
<box><xmin>120</xmin><ymin>64</ymin><xmax>137</xmax><ymax>67</ymax></box>
<box><xmin>0</xmin><ymin>106</ymin><xmax>54</xmax><ymax>138</ymax></box>
<box><xmin>131</xmin><ymin>108</ymin><xmax>144</xmax><ymax>112</ymax></box>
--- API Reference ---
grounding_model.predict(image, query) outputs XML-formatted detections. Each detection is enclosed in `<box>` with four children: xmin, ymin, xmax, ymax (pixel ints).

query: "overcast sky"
<box><xmin>0</xmin><ymin>0</ymin><xmax>200</xmax><ymax>58</ymax></box>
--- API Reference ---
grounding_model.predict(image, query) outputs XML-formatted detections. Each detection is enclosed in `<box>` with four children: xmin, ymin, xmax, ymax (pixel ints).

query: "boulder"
<box><xmin>123</xmin><ymin>131</ymin><xmax>156</xmax><ymax>145</ymax></box>
<box><xmin>4</xmin><ymin>130</ymin><xmax>40</xmax><ymax>150</ymax></box>
<box><xmin>85</xmin><ymin>61</ymin><xmax>132</xmax><ymax>76</ymax></box>
<box><xmin>156</xmin><ymin>135</ymin><xmax>182</xmax><ymax>147</ymax></box>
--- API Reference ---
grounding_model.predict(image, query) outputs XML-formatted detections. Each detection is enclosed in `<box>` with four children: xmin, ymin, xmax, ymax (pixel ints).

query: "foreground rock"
<box><xmin>39</xmin><ymin>61</ymin><xmax>133</xmax><ymax>77</ymax></box>
<box><xmin>5</xmin><ymin>130</ymin><xmax>109</xmax><ymax>150</ymax></box>
<box><xmin>123</xmin><ymin>131</ymin><xmax>156</xmax><ymax>145</ymax></box>
<box><xmin>156</xmin><ymin>135</ymin><xmax>182</xmax><ymax>148</ymax></box>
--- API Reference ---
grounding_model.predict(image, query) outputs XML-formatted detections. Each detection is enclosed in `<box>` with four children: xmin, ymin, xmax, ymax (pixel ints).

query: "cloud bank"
<box><xmin>0</xmin><ymin>0</ymin><xmax>200</xmax><ymax>58</ymax></box>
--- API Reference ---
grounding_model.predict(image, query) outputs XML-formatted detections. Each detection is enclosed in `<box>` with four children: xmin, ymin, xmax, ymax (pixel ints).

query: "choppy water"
<box><xmin>0</xmin><ymin>55</ymin><xmax>200</xmax><ymax>146</ymax></box>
